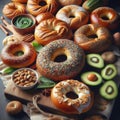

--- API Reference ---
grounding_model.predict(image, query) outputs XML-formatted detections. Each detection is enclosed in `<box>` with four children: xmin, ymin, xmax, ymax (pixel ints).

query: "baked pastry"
<box><xmin>57</xmin><ymin>0</ymin><xmax>82</xmax><ymax>6</ymax></box>
<box><xmin>11</xmin><ymin>0</ymin><xmax>28</xmax><ymax>4</ymax></box>
<box><xmin>36</xmin><ymin>39</ymin><xmax>85</xmax><ymax>81</ymax></box>
<box><xmin>27</xmin><ymin>0</ymin><xmax>58</xmax><ymax>16</ymax></box>
<box><xmin>2</xmin><ymin>35</ymin><xmax>20</xmax><ymax>46</ymax></box>
<box><xmin>2</xmin><ymin>2</ymin><xmax>26</xmax><ymax>19</ymax></box>
<box><xmin>1</xmin><ymin>41</ymin><xmax>37</xmax><ymax>68</ymax></box>
<box><xmin>56</xmin><ymin>5</ymin><xmax>89</xmax><ymax>30</ymax></box>
<box><xmin>36</xmin><ymin>12</ymin><xmax>54</xmax><ymax>23</ymax></box>
<box><xmin>74</xmin><ymin>24</ymin><xmax>112</xmax><ymax>53</ymax></box>
<box><xmin>51</xmin><ymin>80</ymin><xmax>93</xmax><ymax>114</ymax></box>
<box><xmin>90</xmin><ymin>7</ymin><xmax>120</xmax><ymax>30</ymax></box>
<box><xmin>34</xmin><ymin>18</ymin><xmax>73</xmax><ymax>45</ymax></box>
<box><xmin>6</xmin><ymin>101</ymin><xmax>23</xmax><ymax>115</ymax></box>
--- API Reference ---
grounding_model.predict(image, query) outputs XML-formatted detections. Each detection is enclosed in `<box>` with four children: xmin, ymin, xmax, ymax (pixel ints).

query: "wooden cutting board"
<box><xmin>4</xmin><ymin>80</ymin><xmax>56</xmax><ymax>107</ymax></box>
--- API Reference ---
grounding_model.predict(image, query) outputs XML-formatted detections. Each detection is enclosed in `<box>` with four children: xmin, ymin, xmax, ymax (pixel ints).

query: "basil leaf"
<box><xmin>37</xmin><ymin>76</ymin><xmax>56</xmax><ymax>89</ymax></box>
<box><xmin>32</xmin><ymin>41</ymin><xmax>43</xmax><ymax>52</ymax></box>
<box><xmin>3</xmin><ymin>67</ymin><xmax>17</xmax><ymax>74</ymax></box>
<box><xmin>39</xmin><ymin>76</ymin><xmax>55</xmax><ymax>84</ymax></box>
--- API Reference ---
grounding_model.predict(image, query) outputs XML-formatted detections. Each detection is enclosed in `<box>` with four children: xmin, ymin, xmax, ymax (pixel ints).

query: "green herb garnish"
<box><xmin>32</xmin><ymin>41</ymin><xmax>43</xmax><ymax>52</ymax></box>
<box><xmin>3</xmin><ymin>67</ymin><xmax>17</xmax><ymax>74</ymax></box>
<box><xmin>37</xmin><ymin>76</ymin><xmax>56</xmax><ymax>89</ymax></box>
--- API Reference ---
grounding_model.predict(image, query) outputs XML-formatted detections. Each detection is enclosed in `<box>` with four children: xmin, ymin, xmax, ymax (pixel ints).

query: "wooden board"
<box><xmin>4</xmin><ymin>80</ymin><xmax>55</xmax><ymax>107</ymax></box>
<box><xmin>4</xmin><ymin>80</ymin><xmax>81</xmax><ymax>118</ymax></box>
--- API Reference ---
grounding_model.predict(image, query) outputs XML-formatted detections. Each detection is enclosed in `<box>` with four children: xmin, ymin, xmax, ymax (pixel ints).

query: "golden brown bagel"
<box><xmin>11</xmin><ymin>0</ymin><xmax>28</xmax><ymax>4</ymax></box>
<box><xmin>74</xmin><ymin>24</ymin><xmax>112</xmax><ymax>53</ymax></box>
<box><xmin>2</xmin><ymin>2</ymin><xmax>26</xmax><ymax>19</ymax></box>
<box><xmin>51</xmin><ymin>80</ymin><xmax>94</xmax><ymax>114</ymax></box>
<box><xmin>6</xmin><ymin>101</ymin><xmax>23</xmax><ymax>115</ymax></box>
<box><xmin>57</xmin><ymin>0</ymin><xmax>82</xmax><ymax>6</ymax></box>
<box><xmin>34</xmin><ymin>18</ymin><xmax>73</xmax><ymax>45</ymax></box>
<box><xmin>27</xmin><ymin>0</ymin><xmax>58</xmax><ymax>16</ymax></box>
<box><xmin>56</xmin><ymin>5</ymin><xmax>89</xmax><ymax>30</ymax></box>
<box><xmin>1</xmin><ymin>41</ymin><xmax>37</xmax><ymax>68</ymax></box>
<box><xmin>36</xmin><ymin>12</ymin><xmax>54</xmax><ymax>24</ymax></box>
<box><xmin>90</xmin><ymin>7</ymin><xmax>120</xmax><ymax>30</ymax></box>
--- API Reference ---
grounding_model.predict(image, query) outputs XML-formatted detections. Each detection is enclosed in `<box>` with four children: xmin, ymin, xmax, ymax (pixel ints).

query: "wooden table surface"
<box><xmin>0</xmin><ymin>0</ymin><xmax>120</xmax><ymax>120</ymax></box>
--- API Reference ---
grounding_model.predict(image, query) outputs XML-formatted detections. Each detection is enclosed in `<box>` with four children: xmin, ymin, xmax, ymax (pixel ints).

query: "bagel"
<box><xmin>6</xmin><ymin>101</ymin><xmax>23</xmax><ymax>115</ymax></box>
<box><xmin>34</xmin><ymin>18</ymin><xmax>73</xmax><ymax>45</ymax></box>
<box><xmin>56</xmin><ymin>5</ymin><xmax>89</xmax><ymax>30</ymax></box>
<box><xmin>90</xmin><ymin>7</ymin><xmax>120</xmax><ymax>30</ymax></box>
<box><xmin>57</xmin><ymin>0</ymin><xmax>82</xmax><ymax>6</ymax></box>
<box><xmin>36</xmin><ymin>12</ymin><xmax>54</xmax><ymax>24</ymax></box>
<box><xmin>11</xmin><ymin>0</ymin><xmax>28</xmax><ymax>4</ymax></box>
<box><xmin>36</xmin><ymin>39</ymin><xmax>85</xmax><ymax>81</ymax></box>
<box><xmin>2</xmin><ymin>35</ymin><xmax>20</xmax><ymax>46</ymax></box>
<box><xmin>74</xmin><ymin>24</ymin><xmax>112</xmax><ymax>53</ymax></box>
<box><xmin>2</xmin><ymin>2</ymin><xmax>26</xmax><ymax>19</ymax></box>
<box><xmin>1</xmin><ymin>41</ymin><xmax>37</xmax><ymax>68</ymax></box>
<box><xmin>27</xmin><ymin>0</ymin><xmax>58</xmax><ymax>16</ymax></box>
<box><xmin>51</xmin><ymin>80</ymin><xmax>93</xmax><ymax>114</ymax></box>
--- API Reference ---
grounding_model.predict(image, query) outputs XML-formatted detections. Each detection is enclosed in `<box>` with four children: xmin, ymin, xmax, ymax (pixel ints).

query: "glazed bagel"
<box><xmin>27</xmin><ymin>0</ymin><xmax>58</xmax><ymax>16</ymax></box>
<box><xmin>11</xmin><ymin>0</ymin><xmax>28</xmax><ymax>4</ymax></box>
<box><xmin>56</xmin><ymin>5</ymin><xmax>89</xmax><ymax>30</ymax></box>
<box><xmin>74</xmin><ymin>24</ymin><xmax>112</xmax><ymax>53</ymax></box>
<box><xmin>57</xmin><ymin>0</ymin><xmax>82</xmax><ymax>6</ymax></box>
<box><xmin>34</xmin><ymin>18</ymin><xmax>73</xmax><ymax>45</ymax></box>
<box><xmin>90</xmin><ymin>7</ymin><xmax>120</xmax><ymax>30</ymax></box>
<box><xmin>2</xmin><ymin>2</ymin><xmax>26</xmax><ymax>19</ymax></box>
<box><xmin>6</xmin><ymin>101</ymin><xmax>23</xmax><ymax>115</ymax></box>
<box><xmin>36</xmin><ymin>12</ymin><xmax>54</xmax><ymax>24</ymax></box>
<box><xmin>1</xmin><ymin>41</ymin><xmax>37</xmax><ymax>68</ymax></box>
<box><xmin>51</xmin><ymin>80</ymin><xmax>93</xmax><ymax>114</ymax></box>
<box><xmin>36</xmin><ymin>39</ymin><xmax>85</xmax><ymax>81</ymax></box>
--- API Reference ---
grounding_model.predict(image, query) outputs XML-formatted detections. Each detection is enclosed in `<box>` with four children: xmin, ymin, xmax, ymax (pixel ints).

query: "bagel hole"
<box><xmin>100</xmin><ymin>13</ymin><xmax>112</xmax><ymax>20</ymax></box>
<box><xmin>101</xmin><ymin>16</ymin><xmax>110</xmax><ymax>20</ymax></box>
<box><xmin>39</xmin><ymin>1</ymin><xmax>47</xmax><ymax>6</ymax></box>
<box><xmin>66</xmin><ymin>91</ymin><xmax>78</xmax><ymax>99</ymax></box>
<box><xmin>54</xmin><ymin>54</ymin><xmax>67</xmax><ymax>62</ymax></box>
<box><xmin>87</xmin><ymin>34</ymin><xmax>98</xmax><ymax>39</ymax></box>
<box><xmin>69</xmin><ymin>15</ymin><xmax>75</xmax><ymax>18</ymax></box>
<box><xmin>14</xmin><ymin>51</ymin><xmax>24</xmax><ymax>56</ymax></box>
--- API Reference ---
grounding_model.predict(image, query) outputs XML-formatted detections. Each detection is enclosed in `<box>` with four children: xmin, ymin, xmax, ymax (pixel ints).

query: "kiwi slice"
<box><xmin>99</xmin><ymin>81</ymin><xmax>118</xmax><ymax>100</ymax></box>
<box><xmin>87</xmin><ymin>54</ymin><xmax>104</xmax><ymax>68</ymax></box>
<box><xmin>101</xmin><ymin>64</ymin><xmax>117</xmax><ymax>80</ymax></box>
<box><xmin>81</xmin><ymin>71</ymin><xmax>103</xmax><ymax>86</ymax></box>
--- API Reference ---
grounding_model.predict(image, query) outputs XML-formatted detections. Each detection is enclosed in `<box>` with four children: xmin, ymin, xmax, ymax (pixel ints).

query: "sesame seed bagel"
<box><xmin>36</xmin><ymin>39</ymin><xmax>85</xmax><ymax>81</ymax></box>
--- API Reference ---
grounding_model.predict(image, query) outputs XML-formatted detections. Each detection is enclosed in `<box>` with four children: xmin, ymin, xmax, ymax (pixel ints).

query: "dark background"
<box><xmin>0</xmin><ymin>0</ymin><xmax>120</xmax><ymax>120</ymax></box>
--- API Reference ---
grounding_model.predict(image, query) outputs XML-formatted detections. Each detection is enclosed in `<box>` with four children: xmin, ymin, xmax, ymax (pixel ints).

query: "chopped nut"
<box><xmin>12</xmin><ymin>68</ymin><xmax>37</xmax><ymax>88</ymax></box>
